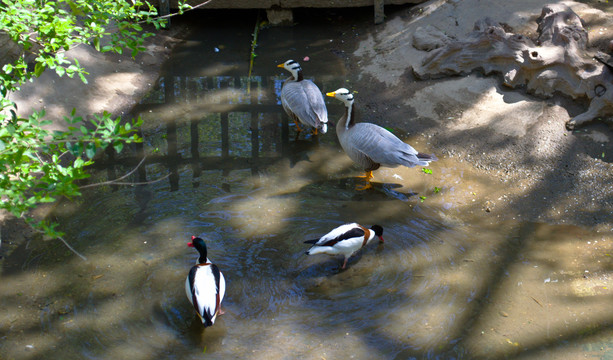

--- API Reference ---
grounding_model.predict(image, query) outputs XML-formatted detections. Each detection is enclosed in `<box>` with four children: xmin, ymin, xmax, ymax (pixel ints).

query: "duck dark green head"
<box><xmin>370</xmin><ymin>225</ymin><xmax>384</xmax><ymax>243</ymax></box>
<box><xmin>188</xmin><ymin>236</ymin><xmax>208</xmax><ymax>263</ymax></box>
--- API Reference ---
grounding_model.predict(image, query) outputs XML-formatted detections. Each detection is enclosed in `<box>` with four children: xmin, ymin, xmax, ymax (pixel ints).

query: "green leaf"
<box><xmin>85</xmin><ymin>143</ymin><xmax>97</xmax><ymax>159</ymax></box>
<box><xmin>113</xmin><ymin>141</ymin><xmax>124</xmax><ymax>153</ymax></box>
<box><xmin>34</xmin><ymin>63</ymin><xmax>45</xmax><ymax>77</ymax></box>
<box><xmin>78</xmin><ymin>72</ymin><xmax>88</xmax><ymax>84</ymax></box>
<box><xmin>73</xmin><ymin>157</ymin><xmax>84</xmax><ymax>168</ymax></box>
<box><xmin>0</xmin><ymin>139</ymin><xmax>5</xmax><ymax>151</ymax></box>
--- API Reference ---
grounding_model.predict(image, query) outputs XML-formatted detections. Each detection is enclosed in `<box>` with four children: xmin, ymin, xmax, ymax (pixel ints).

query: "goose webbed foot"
<box><xmin>355</xmin><ymin>181</ymin><xmax>373</xmax><ymax>191</ymax></box>
<box><xmin>355</xmin><ymin>171</ymin><xmax>374</xmax><ymax>190</ymax></box>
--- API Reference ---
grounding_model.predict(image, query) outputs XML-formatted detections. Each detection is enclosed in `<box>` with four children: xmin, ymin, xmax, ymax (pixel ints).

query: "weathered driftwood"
<box><xmin>412</xmin><ymin>4</ymin><xmax>613</xmax><ymax>130</ymax></box>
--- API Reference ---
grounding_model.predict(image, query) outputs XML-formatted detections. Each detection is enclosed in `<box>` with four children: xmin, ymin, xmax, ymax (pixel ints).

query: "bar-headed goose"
<box><xmin>326</xmin><ymin>88</ymin><xmax>437</xmax><ymax>190</ymax></box>
<box><xmin>277</xmin><ymin>60</ymin><xmax>328</xmax><ymax>135</ymax></box>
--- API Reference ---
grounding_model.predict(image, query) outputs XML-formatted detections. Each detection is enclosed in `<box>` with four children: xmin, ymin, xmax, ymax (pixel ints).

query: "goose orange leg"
<box><xmin>292</xmin><ymin>119</ymin><xmax>302</xmax><ymax>133</ymax></box>
<box><xmin>355</xmin><ymin>171</ymin><xmax>373</xmax><ymax>190</ymax></box>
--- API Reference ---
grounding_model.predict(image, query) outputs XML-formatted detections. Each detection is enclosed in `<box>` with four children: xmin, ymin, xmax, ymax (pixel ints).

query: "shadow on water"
<box><xmin>1</xmin><ymin>7</ymin><xmax>613</xmax><ymax>360</ymax></box>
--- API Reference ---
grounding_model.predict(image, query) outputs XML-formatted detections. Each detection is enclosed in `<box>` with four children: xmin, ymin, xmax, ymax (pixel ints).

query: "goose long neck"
<box><xmin>294</xmin><ymin>69</ymin><xmax>303</xmax><ymax>82</ymax></box>
<box><xmin>336</xmin><ymin>102</ymin><xmax>355</xmax><ymax>135</ymax></box>
<box><xmin>344</xmin><ymin>102</ymin><xmax>354</xmax><ymax>129</ymax></box>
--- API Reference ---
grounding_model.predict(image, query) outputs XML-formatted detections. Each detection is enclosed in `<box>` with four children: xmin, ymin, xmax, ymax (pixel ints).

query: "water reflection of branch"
<box><xmin>80</xmin><ymin>156</ymin><xmax>170</xmax><ymax>189</ymax></box>
<box><xmin>56</xmin><ymin>235</ymin><xmax>88</xmax><ymax>261</ymax></box>
<box><xmin>23</xmin><ymin>217</ymin><xmax>88</xmax><ymax>262</ymax></box>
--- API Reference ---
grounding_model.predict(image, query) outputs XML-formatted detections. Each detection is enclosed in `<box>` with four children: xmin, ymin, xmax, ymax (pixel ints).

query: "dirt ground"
<box><xmin>2</xmin><ymin>0</ymin><xmax>613</xmax><ymax>249</ymax></box>
<box><xmin>348</xmin><ymin>0</ymin><xmax>613</xmax><ymax>234</ymax></box>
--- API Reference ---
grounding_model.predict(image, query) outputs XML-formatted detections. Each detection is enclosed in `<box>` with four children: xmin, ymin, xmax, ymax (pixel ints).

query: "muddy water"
<box><xmin>2</xmin><ymin>8</ymin><xmax>613</xmax><ymax>360</ymax></box>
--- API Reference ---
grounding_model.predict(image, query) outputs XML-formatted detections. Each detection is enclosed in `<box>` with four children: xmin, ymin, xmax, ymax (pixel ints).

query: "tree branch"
<box><xmin>79</xmin><ymin>156</ymin><xmax>171</xmax><ymax>188</ymax></box>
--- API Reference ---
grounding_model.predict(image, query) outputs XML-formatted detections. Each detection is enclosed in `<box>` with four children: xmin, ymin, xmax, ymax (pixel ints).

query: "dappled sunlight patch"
<box><xmin>406</xmin><ymin>75</ymin><xmax>545</xmax><ymax>137</ymax></box>
<box><xmin>382</xmin><ymin>301</ymin><xmax>461</xmax><ymax>351</ymax></box>
<box><xmin>228</xmin><ymin>196</ymin><xmax>298</xmax><ymax>238</ymax></box>
<box><xmin>457</xmin><ymin>223</ymin><xmax>613</xmax><ymax>358</ymax></box>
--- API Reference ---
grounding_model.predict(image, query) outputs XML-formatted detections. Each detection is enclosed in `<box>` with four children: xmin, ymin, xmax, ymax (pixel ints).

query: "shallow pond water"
<box><xmin>1</xmin><ymin>8</ymin><xmax>613</xmax><ymax>360</ymax></box>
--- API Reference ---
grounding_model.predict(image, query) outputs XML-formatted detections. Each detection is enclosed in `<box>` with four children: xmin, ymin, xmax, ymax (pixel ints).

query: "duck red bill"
<box><xmin>187</xmin><ymin>242</ymin><xmax>194</xmax><ymax>247</ymax></box>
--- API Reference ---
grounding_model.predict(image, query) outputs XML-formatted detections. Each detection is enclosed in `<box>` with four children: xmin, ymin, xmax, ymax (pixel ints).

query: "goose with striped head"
<box><xmin>277</xmin><ymin>59</ymin><xmax>328</xmax><ymax>135</ymax></box>
<box><xmin>186</xmin><ymin>236</ymin><xmax>226</xmax><ymax>327</ymax></box>
<box><xmin>326</xmin><ymin>88</ymin><xmax>437</xmax><ymax>190</ymax></box>
<box><xmin>304</xmin><ymin>223</ymin><xmax>384</xmax><ymax>269</ymax></box>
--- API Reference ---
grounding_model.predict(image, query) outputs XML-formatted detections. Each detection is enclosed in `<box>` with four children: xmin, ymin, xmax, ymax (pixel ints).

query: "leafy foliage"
<box><xmin>0</xmin><ymin>0</ymin><xmax>190</xmax><ymax>239</ymax></box>
<box><xmin>0</xmin><ymin>109</ymin><xmax>142</xmax><ymax>215</ymax></box>
<box><xmin>0</xmin><ymin>0</ymin><xmax>179</xmax><ymax>92</ymax></box>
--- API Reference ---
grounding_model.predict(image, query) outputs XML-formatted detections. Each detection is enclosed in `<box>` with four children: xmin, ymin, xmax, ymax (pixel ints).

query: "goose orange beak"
<box><xmin>276</xmin><ymin>63</ymin><xmax>284</xmax><ymax>68</ymax></box>
<box><xmin>326</xmin><ymin>91</ymin><xmax>336</xmax><ymax>98</ymax></box>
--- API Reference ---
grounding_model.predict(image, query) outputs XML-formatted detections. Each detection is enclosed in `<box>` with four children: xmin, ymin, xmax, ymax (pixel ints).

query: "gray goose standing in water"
<box><xmin>326</xmin><ymin>88</ymin><xmax>437</xmax><ymax>190</ymax></box>
<box><xmin>277</xmin><ymin>60</ymin><xmax>328</xmax><ymax>135</ymax></box>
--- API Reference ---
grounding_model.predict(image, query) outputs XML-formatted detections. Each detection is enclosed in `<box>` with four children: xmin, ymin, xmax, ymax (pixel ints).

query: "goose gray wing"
<box><xmin>281</xmin><ymin>80</ymin><xmax>328</xmax><ymax>130</ymax></box>
<box><xmin>341</xmin><ymin>123</ymin><xmax>433</xmax><ymax>168</ymax></box>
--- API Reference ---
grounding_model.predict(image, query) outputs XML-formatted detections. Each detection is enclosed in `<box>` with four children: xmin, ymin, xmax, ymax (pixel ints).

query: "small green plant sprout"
<box><xmin>434</xmin><ymin>186</ymin><xmax>441</xmax><ymax>193</ymax></box>
<box><xmin>419</xmin><ymin>196</ymin><xmax>427</xmax><ymax>202</ymax></box>
<box><xmin>422</xmin><ymin>168</ymin><xmax>433</xmax><ymax>175</ymax></box>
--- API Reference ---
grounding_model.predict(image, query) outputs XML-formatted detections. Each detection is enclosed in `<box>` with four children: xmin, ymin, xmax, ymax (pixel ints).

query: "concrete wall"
<box><xmin>163</xmin><ymin>0</ymin><xmax>422</xmax><ymax>8</ymax></box>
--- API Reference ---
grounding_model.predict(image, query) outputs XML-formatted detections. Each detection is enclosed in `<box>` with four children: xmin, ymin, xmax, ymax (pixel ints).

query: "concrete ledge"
<box><xmin>157</xmin><ymin>0</ymin><xmax>424</xmax><ymax>25</ymax></box>
<box><xmin>163</xmin><ymin>0</ymin><xmax>422</xmax><ymax>8</ymax></box>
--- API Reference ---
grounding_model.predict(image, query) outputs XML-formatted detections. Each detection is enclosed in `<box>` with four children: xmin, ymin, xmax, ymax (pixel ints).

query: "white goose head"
<box><xmin>326</xmin><ymin>88</ymin><xmax>355</xmax><ymax>129</ymax></box>
<box><xmin>277</xmin><ymin>59</ymin><xmax>302</xmax><ymax>81</ymax></box>
<box><xmin>325</xmin><ymin>88</ymin><xmax>354</xmax><ymax>107</ymax></box>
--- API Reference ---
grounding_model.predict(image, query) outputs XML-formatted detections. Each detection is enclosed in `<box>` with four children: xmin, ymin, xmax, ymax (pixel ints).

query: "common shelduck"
<box><xmin>277</xmin><ymin>59</ymin><xmax>328</xmax><ymax>135</ymax></box>
<box><xmin>185</xmin><ymin>236</ymin><xmax>226</xmax><ymax>327</ymax></box>
<box><xmin>304</xmin><ymin>223</ymin><xmax>384</xmax><ymax>269</ymax></box>
<box><xmin>326</xmin><ymin>88</ymin><xmax>437</xmax><ymax>190</ymax></box>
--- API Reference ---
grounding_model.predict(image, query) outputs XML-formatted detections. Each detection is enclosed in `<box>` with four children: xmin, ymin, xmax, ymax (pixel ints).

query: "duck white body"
<box><xmin>186</xmin><ymin>236</ymin><xmax>226</xmax><ymax>327</ymax></box>
<box><xmin>277</xmin><ymin>60</ymin><xmax>328</xmax><ymax>135</ymax></box>
<box><xmin>305</xmin><ymin>223</ymin><xmax>384</xmax><ymax>269</ymax></box>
